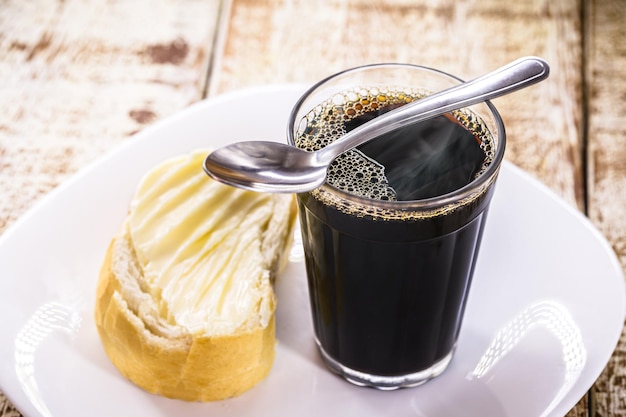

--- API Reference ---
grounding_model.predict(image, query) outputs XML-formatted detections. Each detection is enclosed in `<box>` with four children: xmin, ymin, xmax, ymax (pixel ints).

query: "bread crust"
<box><xmin>95</xmin><ymin>239</ymin><xmax>276</xmax><ymax>402</ymax></box>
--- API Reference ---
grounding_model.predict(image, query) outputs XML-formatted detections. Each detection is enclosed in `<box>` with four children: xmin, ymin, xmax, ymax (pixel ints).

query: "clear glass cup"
<box><xmin>287</xmin><ymin>63</ymin><xmax>506</xmax><ymax>389</ymax></box>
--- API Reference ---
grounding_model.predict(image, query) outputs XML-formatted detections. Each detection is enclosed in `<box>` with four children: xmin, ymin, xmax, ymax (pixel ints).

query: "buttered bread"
<box><xmin>95</xmin><ymin>149</ymin><xmax>297</xmax><ymax>401</ymax></box>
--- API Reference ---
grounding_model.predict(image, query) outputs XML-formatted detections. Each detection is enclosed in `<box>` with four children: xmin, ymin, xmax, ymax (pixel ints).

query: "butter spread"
<box><xmin>126</xmin><ymin>149</ymin><xmax>287</xmax><ymax>336</ymax></box>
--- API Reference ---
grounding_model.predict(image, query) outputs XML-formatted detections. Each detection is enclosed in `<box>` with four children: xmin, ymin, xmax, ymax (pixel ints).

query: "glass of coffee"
<box><xmin>287</xmin><ymin>63</ymin><xmax>506</xmax><ymax>389</ymax></box>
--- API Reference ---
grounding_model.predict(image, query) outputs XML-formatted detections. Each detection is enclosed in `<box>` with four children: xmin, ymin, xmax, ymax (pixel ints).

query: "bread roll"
<box><xmin>95</xmin><ymin>149</ymin><xmax>297</xmax><ymax>401</ymax></box>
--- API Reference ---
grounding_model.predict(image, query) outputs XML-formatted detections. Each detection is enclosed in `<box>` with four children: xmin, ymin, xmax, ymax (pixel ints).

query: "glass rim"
<box><xmin>287</xmin><ymin>62</ymin><xmax>506</xmax><ymax>210</ymax></box>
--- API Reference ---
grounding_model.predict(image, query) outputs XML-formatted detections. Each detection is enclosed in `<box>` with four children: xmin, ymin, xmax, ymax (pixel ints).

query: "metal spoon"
<box><xmin>203</xmin><ymin>56</ymin><xmax>549</xmax><ymax>193</ymax></box>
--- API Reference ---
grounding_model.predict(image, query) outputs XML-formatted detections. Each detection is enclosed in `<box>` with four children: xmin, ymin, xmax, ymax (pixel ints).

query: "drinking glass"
<box><xmin>287</xmin><ymin>63</ymin><xmax>506</xmax><ymax>389</ymax></box>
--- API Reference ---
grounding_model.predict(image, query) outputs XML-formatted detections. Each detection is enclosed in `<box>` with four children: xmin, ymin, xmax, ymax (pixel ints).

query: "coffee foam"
<box><xmin>294</xmin><ymin>86</ymin><xmax>497</xmax><ymax>220</ymax></box>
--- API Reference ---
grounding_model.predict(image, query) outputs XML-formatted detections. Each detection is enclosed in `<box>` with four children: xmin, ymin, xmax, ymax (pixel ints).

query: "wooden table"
<box><xmin>1</xmin><ymin>0</ymin><xmax>624</xmax><ymax>415</ymax></box>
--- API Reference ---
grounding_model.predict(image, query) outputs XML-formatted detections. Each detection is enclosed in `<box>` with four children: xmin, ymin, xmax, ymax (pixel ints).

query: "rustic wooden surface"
<box><xmin>586</xmin><ymin>0</ymin><xmax>626</xmax><ymax>415</ymax></box>
<box><xmin>1</xmin><ymin>0</ymin><xmax>624</xmax><ymax>415</ymax></box>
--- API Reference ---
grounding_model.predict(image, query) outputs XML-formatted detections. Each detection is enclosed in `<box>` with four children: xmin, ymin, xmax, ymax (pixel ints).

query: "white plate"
<box><xmin>0</xmin><ymin>86</ymin><xmax>624</xmax><ymax>417</ymax></box>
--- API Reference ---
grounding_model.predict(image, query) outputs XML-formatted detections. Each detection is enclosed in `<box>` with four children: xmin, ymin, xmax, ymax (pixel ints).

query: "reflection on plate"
<box><xmin>0</xmin><ymin>86</ymin><xmax>623</xmax><ymax>417</ymax></box>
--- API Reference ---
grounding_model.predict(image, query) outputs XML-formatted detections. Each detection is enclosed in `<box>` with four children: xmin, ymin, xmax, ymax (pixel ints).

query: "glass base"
<box><xmin>316</xmin><ymin>341</ymin><xmax>455</xmax><ymax>390</ymax></box>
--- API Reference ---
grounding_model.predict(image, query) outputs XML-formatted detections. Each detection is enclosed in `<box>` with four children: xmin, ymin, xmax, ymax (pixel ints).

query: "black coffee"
<box><xmin>355</xmin><ymin>113</ymin><xmax>486</xmax><ymax>200</ymax></box>
<box><xmin>295</xmin><ymin>88</ymin><xmax>498</xmax><ymax>377</ymax></box>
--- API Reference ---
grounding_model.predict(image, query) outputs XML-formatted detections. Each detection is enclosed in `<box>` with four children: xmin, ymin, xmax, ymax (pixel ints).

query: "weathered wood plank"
<box><xmin>0</xmin><ymin>0</ymin><xmax>221</xmax><ymax>414</ymax></box>
<box><xmin>211</xmin><ymin>0</ymin><xmax>585</xmax><ymax>208</ymax></box>
<box><xmin>212</xmin><ymin>0</ymin><xmax>588</xmax><ymax>415</ymax></box>
<box><xmin>0</xmin><ymin>0</ymin><xmax>221</xmax><ymax>235</ymax></box>
<box><xmin>586</xmin><ymin>0</ymin><xmax>626</xmax><ymax>415</ymax></box>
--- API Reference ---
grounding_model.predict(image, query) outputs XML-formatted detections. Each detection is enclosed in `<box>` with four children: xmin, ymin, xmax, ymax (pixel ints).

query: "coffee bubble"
<box><xmin>294</xmin><ymin>86</ymin><xmax>496</xmax><ymax>220</ymax></box>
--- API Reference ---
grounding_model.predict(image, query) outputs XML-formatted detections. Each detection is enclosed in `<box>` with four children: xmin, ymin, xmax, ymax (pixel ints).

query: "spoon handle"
<box><xmin>316</xmin><ymin>56</ymin><xmax>550</xmax><ymax>165</ymax></box>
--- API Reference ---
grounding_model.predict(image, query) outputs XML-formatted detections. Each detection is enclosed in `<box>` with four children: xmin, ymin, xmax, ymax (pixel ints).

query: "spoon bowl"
<box><xmin>204</xmin><ymin>56</ymin><xmax>550</xmax><ymax>193</ymax></box>
<box><xmin>203</xmin><ymin>141</ymin><xmax>329</xmax><ymax>192</ymax></box>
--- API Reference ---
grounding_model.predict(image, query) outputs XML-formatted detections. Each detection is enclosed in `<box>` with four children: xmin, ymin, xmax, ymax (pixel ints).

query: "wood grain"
<box><xmin>212</xmin><ymin>0</ymin><xmax>585</xmax><ymax>208</ymax></box>
<box><xmin>586</xmin><ymin>0</ymin><xmax>626</xmax><ymax>415</ymax></box>
<box><xmin>0</xmin><ymin>0</ymin><xmax>220</xmax><ymax>235</ymax></box>
<box><xmin>0</xmin><ymin>0</ymin><xmax>221</xmax><ymax>414</ymax></box>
